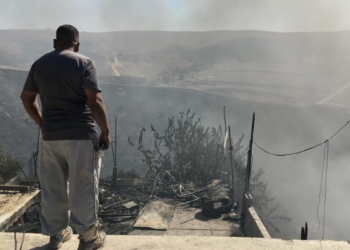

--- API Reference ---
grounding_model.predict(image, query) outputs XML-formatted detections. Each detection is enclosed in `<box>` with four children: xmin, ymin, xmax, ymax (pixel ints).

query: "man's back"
<box><xmin>24</xmin><ymin>49</ymin><xmax>100</xmax><ymax>141</ymax></box>
<box><xmin>20</xmin><ymin>25</ymin><xmax>109</xmax><ymax>249</ymax></box>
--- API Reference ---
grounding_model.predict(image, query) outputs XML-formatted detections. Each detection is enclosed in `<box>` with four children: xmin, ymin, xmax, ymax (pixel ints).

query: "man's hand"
<box><xmin>99</xmin><ymin>132</ymin><xmax>110</xmax><ymax>150</ymax></box>
<box><xmin>85</xmin><ymin>89</ymin><xmax>110</xmax><ymax>150</ymax></box>
<box><xmin>20</xmin><ymin>90</ymin><xmax>42</xmax><ymax>128</ymax></box>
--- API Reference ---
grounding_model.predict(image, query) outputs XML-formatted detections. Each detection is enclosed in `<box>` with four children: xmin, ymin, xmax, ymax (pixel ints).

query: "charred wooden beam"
<box><xmin>301</xmin><ymin>222</ymin><xmax>308</xmax><ymax>240</ymax></box>
<box><xmin>0</xmin><ymin>185</ymin><xmax>31</xmax><ymax>192</ymax></box>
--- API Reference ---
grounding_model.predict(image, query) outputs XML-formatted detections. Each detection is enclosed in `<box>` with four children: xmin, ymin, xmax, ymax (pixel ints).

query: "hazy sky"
<box><xmin>0</xmin><ymin>0</ymin><xmax>350</xmax><ymax>32</ymax></box>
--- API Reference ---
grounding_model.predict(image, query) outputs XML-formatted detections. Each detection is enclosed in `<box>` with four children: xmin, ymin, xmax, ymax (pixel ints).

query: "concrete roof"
<box><xmin>1</xmin><ymin>233</ymin><xmax>350</xmax><ymax>250</ymax></box>
<box><xmin>0</xmin><ymin>190</ymin><xmax>40</xmax><ymax>231</ymax></box>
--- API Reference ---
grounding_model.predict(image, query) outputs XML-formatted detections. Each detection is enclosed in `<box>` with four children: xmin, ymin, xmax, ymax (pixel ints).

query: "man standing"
<box><xmin>20</xmin><ymin>25</ymin><xmax>109</xmax><ymax>250</ymax></box>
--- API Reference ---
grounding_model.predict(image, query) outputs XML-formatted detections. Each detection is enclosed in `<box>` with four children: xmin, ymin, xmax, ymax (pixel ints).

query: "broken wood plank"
<box><xmin>122</xmin><ymin>201</ymin><xmax>138</xmax><ymax>210</ymax></box>
<box><xmin>0</xmin><ymin>185</ymin><xmax>31</xmax><ymax>192</ymax></box>
<box><xmin>102</xmin><ymin>200</ymin><xmax>126</xmax><ymax>210</ymax></box>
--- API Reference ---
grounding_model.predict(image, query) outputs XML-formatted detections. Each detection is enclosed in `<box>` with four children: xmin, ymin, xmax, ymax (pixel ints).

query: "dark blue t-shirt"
<box><xmin>23</xmin><ymin>49</ymin><xmax>101</xmax><ymax>141</ymax></box>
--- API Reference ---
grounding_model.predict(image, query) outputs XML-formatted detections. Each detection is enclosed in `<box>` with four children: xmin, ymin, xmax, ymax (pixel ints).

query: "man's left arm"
<box><xmin>20</xmin><ymin>63</ymin><xmax>42</xmax><ymax>128</ymax></box>
<box><xmin>20</xmin><ymin>90</ymin><xmax>42</xmax><ymax>128</ymax></box>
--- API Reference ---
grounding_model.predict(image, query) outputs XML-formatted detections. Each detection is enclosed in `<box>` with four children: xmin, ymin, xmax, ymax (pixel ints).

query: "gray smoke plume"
<box><xmin>1</xmin><ymin>0</ymin><xmax>350</xmax><ymax>242</ymax></box>
<box><xmin>0</xmin><ymin>0</ymin><xmax>349</xmax><ymax>32</ymax></box>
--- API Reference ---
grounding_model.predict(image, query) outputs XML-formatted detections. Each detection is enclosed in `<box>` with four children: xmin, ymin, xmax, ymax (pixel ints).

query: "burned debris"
<box><xmin>96</xmin><ymin>173</ymin><xmax>242</xmax><ymax>235</ymax></box>
<box><xmin>7</xmin><ymin>174</ymin><xmax>242</xmax><ymax>236</ymax></box>
<box><xmin>5</xmin><ymin>110</ymin><xmax>287</xmax><ymax>238</ymax></box>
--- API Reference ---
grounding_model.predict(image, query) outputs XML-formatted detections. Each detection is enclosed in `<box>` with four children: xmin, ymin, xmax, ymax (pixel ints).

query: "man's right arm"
<box><xmin>85</xmin><ymin>89</ymin><xmax>110</xmax><ymax>150</ymax></box>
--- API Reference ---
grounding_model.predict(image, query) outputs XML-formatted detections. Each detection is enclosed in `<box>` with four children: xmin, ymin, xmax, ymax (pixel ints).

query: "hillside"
<box><xmin>1</xmin><ymin>30</ymin><xmax>350</xmax><ymax>106</ymax></box>
<box><xmin>2</xmin><ymin>66</ymin><xmax>350</xmax><ymax>240</ymax></box>
<box><xmin>2</xmin><ymin>30</ymin><xmax>350</xmax><ymax>240</ymax></box>
<box><xmin>0</xmin><ymin>68</ymin><xmax>38</xmax><ymax>160</ymax></box>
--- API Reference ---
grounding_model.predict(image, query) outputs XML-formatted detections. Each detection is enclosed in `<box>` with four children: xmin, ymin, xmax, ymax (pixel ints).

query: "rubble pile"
<box><xmin>97</xmin><ymin>176</ymin><xmax>240</xmax><ymax>234</ymax></box>
<box><xmin>7</xmin><ymin>176</ymin><xmax>242</xmax><ymax>236</ymax></box>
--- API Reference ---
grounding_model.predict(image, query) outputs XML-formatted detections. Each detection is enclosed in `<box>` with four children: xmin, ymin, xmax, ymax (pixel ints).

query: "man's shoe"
<box><xmin>78</xmin><ymin>230</ymin><xmax>106</xmax><ymax>250</ymax></box>
<box><xmin>48</xmin><ymin>226</ymin><xmax>73</xmax><ymax>249</ymax></box>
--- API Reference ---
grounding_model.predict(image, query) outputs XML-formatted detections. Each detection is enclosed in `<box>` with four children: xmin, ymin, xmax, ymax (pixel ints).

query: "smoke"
<box><xmin>180</xmin><ymin>0</ymin><xmax>350</xmax><ymax>32</ymax></box>
<box><xmin>1</xmin><ymin>0</ymin><xmax>350</xmax><ymax>241</ymax></box>
<box><xmin>0</xmin><ymin>0</ymin><xmax>350</xmax><ymax>32</ymax></box>
<box><xmin>95</xmin><ymin>0</ymin><xmax>172</xmax><ymax>32</ymax></box>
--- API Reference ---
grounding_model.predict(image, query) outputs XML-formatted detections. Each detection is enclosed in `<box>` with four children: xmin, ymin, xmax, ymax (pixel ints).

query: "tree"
<box><xmin>0</xmin><ymin>141</ymin><xmax>19</xmax><ymax>184</ymax></box>
<box><xmin>129</xmin><ymin>110</ymin><xmax>293</xmax><ymax>238</ymax></box>
<box><xmin>129</xmin><ymin>110</ymin><xmax>230</xmax><ymax>182</ymax></box>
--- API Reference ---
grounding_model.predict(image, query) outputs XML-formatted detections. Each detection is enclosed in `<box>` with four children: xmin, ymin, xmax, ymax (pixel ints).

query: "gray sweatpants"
<box><xmin>38</xmin><ymin>140</ymin><xmax>103</xmax><ymax>236</ymax></box>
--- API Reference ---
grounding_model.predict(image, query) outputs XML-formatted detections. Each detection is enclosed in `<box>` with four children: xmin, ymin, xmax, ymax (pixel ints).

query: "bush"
<box><xmin>0</xmin><ymin>142</ymin><xmax>19</xmax><ymax>184</ymax></box>
<box><xmin>129</xmin><ymin>110</ymin><xmax>240</xmax><ymax>183</ymax></box>
<box><xmin>129</xmin><ymin>110</ymin><xmax>293</xmax><ymax>238</ymax></box>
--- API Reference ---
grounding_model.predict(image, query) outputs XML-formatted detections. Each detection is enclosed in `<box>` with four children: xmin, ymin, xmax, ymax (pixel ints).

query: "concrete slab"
<box><xmin>165</xmin><ymin>229</ymin><xmax>212</xmax><ymax>236</ymax></box>
<box><xmin>129</xmin><ymin>229</ymin><xmax>165</xmax><ymax>236</ymax></box>
<box><xmin>211</xmin><ymin>230</ymin><xmax>232</xmax><ymax>237</ymax></box>
<box><xmin>1</xmin><ymin>233</ymin><xmax>350</xmax><ymax>250</ymax></box>
<box><xmin>169</xmin><ymin>208</ymin><xmax>210</xmax><ymax>230</ymax></box>
<box><xmin>130</xmin><ymin>207</ymin><xmax>234</xmax><ymax>236</ymax></box>
<box><xmin>0</xmin><ymin>190</ymin><xmax>40</xmax><ymax>231</ymax></box>
<box><xmin>168</xmin><ymin>207</ymin><xmax>232</xmax><ymax>235</ymax></box>
<box><xmin>134</xmin><ymin>200</ymin><xmax>175</xmax><ymax>230</ymax></box>
<box><xmin>165</xmin><ymin>229</ymin><xmax>232</xmax><ymax>237</ymax></box>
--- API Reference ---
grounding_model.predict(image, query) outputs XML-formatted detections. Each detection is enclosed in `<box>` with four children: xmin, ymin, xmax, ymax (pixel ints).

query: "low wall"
<box><xmin>241</xmin><ymin>193</ymin><xmax>271</xmax><ymax>238</ymax></box>
<box><xmin>244</xmin><ymin>206</ymin><xmax>271</xmax><ymax>238</ymax></box>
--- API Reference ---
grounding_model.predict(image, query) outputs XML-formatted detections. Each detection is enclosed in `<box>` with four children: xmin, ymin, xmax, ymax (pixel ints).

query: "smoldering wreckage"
<box><xmin>5</xmin><ymin>170</ymin><xmax>242</xmax><ymax>236</ymax></box>
<box><xmin>3</xmin><ymin>111</ymin><xmax>256</xmax><ymax>238</ymax></box>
